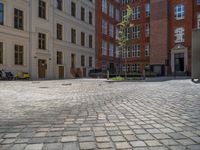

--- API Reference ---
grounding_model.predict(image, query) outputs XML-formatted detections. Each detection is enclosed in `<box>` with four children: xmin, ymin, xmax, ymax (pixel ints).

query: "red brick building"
<box><xmin>96</xmin><ymin>0</ymin><xmax>200</xmax><ymax>76</ymax></box>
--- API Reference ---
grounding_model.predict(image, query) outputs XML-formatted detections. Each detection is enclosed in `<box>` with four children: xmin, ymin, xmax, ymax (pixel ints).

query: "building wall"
<box><xmin>96</xmin><ymin>0</ymin><xmax>121</xmax><ymax>71</ymax></box>
<box><xmin>0</xmin><ymin>0</ymin><xmax>95</xmax><ymax>79</ymax></box>
<box><xmin>0</xmin><ymin>0</ymin><xmax>30</xmax><ymax>75</ymax></box>
<box><xmin>96</xmin><ymin>0</ymin><xmax>200</xmax><ymax>76</ymax></box>
<box><xmin>150</xmin><ymin>0</ymin><xmax>168</xmax><ymax>75</ymax></box>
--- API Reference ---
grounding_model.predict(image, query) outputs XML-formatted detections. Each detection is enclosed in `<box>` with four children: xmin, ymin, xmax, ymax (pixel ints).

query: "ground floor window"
<box><xmin>15</xmin><ymin>45</ymin><xmax>23</xmax><ymax>65</ymax></box>
<box><xmin>0</xmin><ymin>42</ymin><xmax>3</xmax><ymax>64</ymax></box>
<box><xmin>89</xmin><ymin>57</ymin><xmax>93</xmax><ymax>67</ymax></box>
<box><xmin>132</xmin><ymin>64</ymin><xmax>140</xmax><ymax>72</ymax></box>
<box><xmin>57</xmin><ymin>51</ymin><xmax>63</xmax><ymax>65</ymax></box>
<box><xmin>81</xmin><ymin>55</ymin><xmax>85</xmax><ymax>67</ymax></box>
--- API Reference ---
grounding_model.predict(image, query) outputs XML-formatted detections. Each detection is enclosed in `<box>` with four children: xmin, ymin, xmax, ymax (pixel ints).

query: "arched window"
<box><xmin>174</xmin><ymin>27</ymin><xmax>185</xmax><ymax>43</ymax></box>
<box><xmin>174</xmin><ymin>4</ymin><xmax>185</xmax><ymax>20</ymax></box>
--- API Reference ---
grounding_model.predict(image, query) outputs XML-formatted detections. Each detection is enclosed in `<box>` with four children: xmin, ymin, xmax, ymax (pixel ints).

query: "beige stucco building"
<box><xmin>0</xmin><ymin>0</ymin><xmax>95</xmax><ymax>79</ymax></box>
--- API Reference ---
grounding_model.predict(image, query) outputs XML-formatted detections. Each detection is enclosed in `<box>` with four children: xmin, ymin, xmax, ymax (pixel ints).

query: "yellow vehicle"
<box><xmin>15</xmin><ymin>72</ymin><xmax>30</xmax><ymax>80</ymax></box>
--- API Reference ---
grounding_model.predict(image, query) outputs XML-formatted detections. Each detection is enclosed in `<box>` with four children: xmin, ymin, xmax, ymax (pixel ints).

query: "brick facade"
<box><xmin>96</xmin><ymin>0</ymin><xmax>200</xmax><ymax>76</ymax></box>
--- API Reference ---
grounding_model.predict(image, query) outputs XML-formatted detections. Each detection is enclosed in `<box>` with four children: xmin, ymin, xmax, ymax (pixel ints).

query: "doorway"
<box><xmin>38</xmin><ymin>59</ymin><xmax>47</xmax><ymax>79</ymax></box>
<box><xmin>58</xmin><ymin>66</ymin><xmax>64</xmax><ymax>79</ymax></box>
<box><xmin>83</xmin><ymin>68</ymin><xmax>86</xmax><ymax>77</ymax></box>
<box><xmin>174</xmin><ymin>53</ymin><xmax>184</xmax><ymax>72</ymax></box>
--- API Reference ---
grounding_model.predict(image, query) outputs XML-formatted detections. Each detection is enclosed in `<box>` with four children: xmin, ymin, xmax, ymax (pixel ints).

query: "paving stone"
<box><xmin>130</xmin><ymin>141</ymin><xmax>146</xmax><ymax>147</ymax></box>
<box><xmin>63</xmin><ymin>143</ymin><xmax>79</xmax><ymax>150</ymax></box>
<box><xmin>24</xmin><ymin>144</ymin><xmax>43</xmax><ymax>150</ymax></box>
<box><xmin>176</xmin><ymin>139</ymin><xmax>196</xmax><ymax>145</ymax></box>
<box><xmin>42</xmin><ymin>143</ymin><xmax>62</xmax><ymax>150</ymax></box>
<box><xmin>152</xmin><ymin>133</ymin><xmax>170</xmax><ymax>140</ymax></box>
<box><xmin>137</xmin><ymin>134</ymin><xmax>155</xmax><ymax>140</ymax></box>
<box><xmin>61</xmin><ymin>136</ymin><xmax>77</xmax><ymax>142</ymax></box>
<box><xmin>79</xmin><ymin>136</ymin><xmax>95</xmax><ymax>142</ymax></box>
<box><xmin>96</xmin><ymin>136</ymin><xmax>110</xmax><ymax>142</ymax></box>
<box><xmin>97</xmin><ymin>142</ymin><xmax>113</xmax><ymax>149</ymax></box>
<box><xmin>2</xmin><ymin>138</ymin><xmax>15</xmax><ymax>144</ymax></box>
<box><xmin>4</xmin><ymin>133</ymin><xmax>19</xmax><ymax>138</ymax></box>
<box><xmin>115</xmin><ymin>142</ymin><xmax>131</xmax><ymax>149</ymax></box>
<box><xmin>111</xmin><ymin>136</ymin><xmax>126</xmax><ymax>142</ymax></box>
<box><xmin>160</xmin><ymin>139</ymin><xmax>179</xmax><ymax>146</ymax></box>
<box><xmin>79</xmin><ymin>142</ymin><xmax>96</xmax><ymax>149</ymax></box>
<box><xmin>145</xmin><ymin>140</ymin><xmax>162</xmax><ymax>146</ymax></box>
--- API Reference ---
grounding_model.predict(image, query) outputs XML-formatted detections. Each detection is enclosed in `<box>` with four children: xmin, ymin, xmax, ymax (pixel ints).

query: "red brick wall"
<box><xmin>150</xmin><ymin>0</ymin><xmax>168</xmax><ymax>65</ymax></box>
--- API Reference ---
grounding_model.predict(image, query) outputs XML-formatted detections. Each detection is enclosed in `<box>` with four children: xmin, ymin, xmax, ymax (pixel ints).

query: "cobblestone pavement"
<box><xmin>0</xmin><ymin>79</ymin><xmax>200</xmax><ymax>150</ymax></box>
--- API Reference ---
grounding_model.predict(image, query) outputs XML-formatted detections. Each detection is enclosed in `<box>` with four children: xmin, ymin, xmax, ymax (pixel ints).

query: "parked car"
<box><xmin>15</xmin><ymin>72</ymin><xmax>30</xmax><ymax>80</ymax></box>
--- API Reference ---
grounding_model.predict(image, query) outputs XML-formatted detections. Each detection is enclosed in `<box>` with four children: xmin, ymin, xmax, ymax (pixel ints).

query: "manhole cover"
<box><xmin>39</xmin><ymin>87</ymin><xmax>49</xmax><ymax>89</ymax></box>
<box><xmin>62</xmin><ymin>83</ymin><xmax>72</xmax><ymax>86</ymax></box>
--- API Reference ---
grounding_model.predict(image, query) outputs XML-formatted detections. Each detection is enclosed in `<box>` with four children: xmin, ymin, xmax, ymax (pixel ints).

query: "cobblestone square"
<box><xmin>0</xmin><ymin>79</ymin><xmax>200</xmax><ymax>150</ymax></box>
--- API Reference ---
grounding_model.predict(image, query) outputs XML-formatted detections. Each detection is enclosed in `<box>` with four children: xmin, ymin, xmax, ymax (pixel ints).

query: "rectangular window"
<box><xmin>132</xmin><ymin>25</ymin><xmax>140</xmax><ymax>39</ymax></box>
<box><xmin>71</xmin><ymin>53</ymin><xmax>75</xmax><ymax>68</ymax></box>
<box><xmin>89</xmin><ymin>57</ymin><xmax>93</xmax><ymax>67</ymax></box>
<box><xmin>56</xmin><ymin>0</ymin><xmax>62</xmax><ymax>11</ymax></box>
<box><xmin>109</xmin><ymin>4</ymin><xmax>114</xmax><ymax>18</ymax></box>
<box><xmin>145</xmin><ymin>43</ymin><xmax>150</xmax><ymax>56</ymax></box>
<box><xmin>0</xmin><ymin>3</ymin><xmax>4</xmax><ymax>25</ymax></box>
<box><xmin>132</xmin><ymin>44</ymin><xmax>140</xmax><ymax>57</ymax></box>
<box><xmin>81</xmin><ymin>32</ymin><xmax>85</xmax><ymax>46</ymax></box>
<box><xmin>57</xmin><ymin>51</ymin><xmax>63</xmax><ymax>65</ymax></box>
<box><xmin>0</xmin><ymin>42</ymin><xmax>3</xmax><ymax>64</ymax></box>
<box><xmin>132</xmin><ymin>7</ymin><xmax>140</xmax><ymax>20</ymax></box>
<box><xmin>71</xmin><ymin>28</ymin><xmax>76</xmax><ymax>44</ymax></box>
<box><xmin>115</xmin><ymin>9</ymin><xmax>120</xmax><ymax>21</ymax></box>
<box><xmin>81</xmin><ymin>55</ymin><xmax>85</xmax><ymax>67</ymax></box>
<box><xmin>132</xmin><ymin>64</ymin><xmax>140</xmax><ymax>72</ymax></box>
<box><xmin>89</xmin><ymin>11</ymin><xmax>93</xmax><ymax>25</ymax></box>
<box><xmin>89</xmin><ymin>35</ymin><xmax>93</xmax><ymax>48</ymax></box>
<box><xmin>71</xmin><ymin>2</ymin><xmax>76</xmax><ymax>17</ymax></box>
<box><xmin>102</xmin><ymin>40</ymin><xmax>107</xmax><ymax>55</ymax></box>
<box><xmin>197</xmin><ymin>0</ymin><xmax>200</xmax><ymax>5</ymax></box>
<box><xmin>109</xmin><ymin>43</ymin><xmax>114</xmax><ymax>57</ymax></box>
<box><xmin>15</xmin><ymin>45</ymin><xmax>23</xmax><ymax>65</ymax></box>
<box><xmin>102</xmin><ymin>0</ymin><xmax>107</xmax><ymax>14</ymax></box>
<box><xmin>122</xmin><ymin>46</ymin><xmax>130</xmax><ymax>58</ymax></box>
<box><xmin>145</xmin><ymin>23</ymin><xmax>150</xmax><ymax>37</ymax></box>
<box><xmin>102</xmin><ymin>20</ymin><xmax>107</xmax><ymax>35</ymax></box>
<box><xmin>81</xmin><ymin>7</ymin><xmax>85</xmax><ymax>21</ymax></box>
<box><xmin>38</xmin><ymin>33</ymin><xmax>46</xmax><ymax>49</ymax></box>
<box><xmin>14</xmin><ymin>8</ymin><xmax>23</xmax><ymax>30</ymax></box>
<box><xmin>57</xmin><ymin>24</ymin><xmax>63</xmax><ymax>40</ymax></box>
<box><xmin>145</xmin><ymin>3</ymin><xmax>150</xmax><ymax>17</ymax></box>
<box><xmin>174</xmin><ymin>27</ymin><xmax>184</xmax><ymax>43</ymax></box>
<box><xmin>39</xmin><ymin>0</ymin><xmax>46</xmax><ymax>19</ymax></box>
<box><xmin>109</xmin><ymin>24</ymin><xmax>114</xmax><ymax>38</ymax></box>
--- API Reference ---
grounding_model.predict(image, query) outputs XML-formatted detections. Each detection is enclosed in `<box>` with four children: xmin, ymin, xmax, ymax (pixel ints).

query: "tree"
<box><xmin>117</xmin><ymin>5</ymin><xmax>133</xmax><ymax>79</ymax></box>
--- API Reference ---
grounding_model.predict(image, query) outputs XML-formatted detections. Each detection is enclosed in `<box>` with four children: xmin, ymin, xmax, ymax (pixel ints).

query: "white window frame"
<box><xmin>102</xmin><ymin>20</ymin><xmax>107</xmax><ymax>35</ymax></box>
<box><xmin>174</xmin><ymin>4</ymin><xmax>185</xmax><ymax>20</ymax></box>
<box><xmin>102</xmin><ymin>40</ymin><xmax>107</xmax><ymax>55</ymax></box>
<box><xmin>132</xmin><ymin>44</ymin><xmax>140</xmax><ymax>57</ymax></box>
<box><xmin>145</xmin><ymin>23</ymin><xmax>150</xmax><ymax>37</ymax></box>
<box><xmin>132</xmin><ymin>25</ymin><xmax>140</xmax><ymax>39</ymax></box>
<box><xmin>145</xmin><ymin>43</ymin><xmax>150</xmax><ymax>56</ymax></box>
<box><xmin>132</xmin><ymin>7</ymin><xmax>140</xmax><ymax>20</ymax></box>
<box><xmin>109</xmin><ymin>43</ymin><xmax>114</xmax><ymax>57</ymax></box>
<box><xmin>174</xmin><ymin>27</ymin><xmax>185</xmax><ymax>43</ymax></box>
<box><xmin>102</xmin><ymin>0</ymin><xmax>107</xmax><ymax>14</ymax></box>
